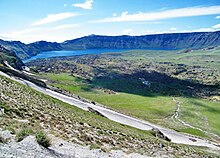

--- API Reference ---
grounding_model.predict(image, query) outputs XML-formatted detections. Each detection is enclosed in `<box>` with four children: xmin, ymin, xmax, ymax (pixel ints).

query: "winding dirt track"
<box><xmin>0</xmin><ymin>70</ymin><xmax>219</xmax><ymax>150</ymax></box>
<box><xmin>171</xmin><ymin>97</ymin><xmax>220</xmax><ymax>139</ymax></box>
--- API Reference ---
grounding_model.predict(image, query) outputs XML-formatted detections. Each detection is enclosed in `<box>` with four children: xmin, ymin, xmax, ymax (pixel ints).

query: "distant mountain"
<box><xmin>28</xmin><ymin>41</ymin><xmax>62</xmax><ymax>54</ymax></box>
<box><xmin>0</xmin><ymin>40</ymin><xmax>61</xmax><ymax>59</ymax></box>
<box><xmin>62</xmin><ymin>31</ymin><xmax>220</xmax><ymax>50</ymax></box>
<box><xmin>1</xmin><ymin>31</ymin><xmax>220</xmax><ymax>60</ymax></box>
<box><xmin>0</xmin><ymin>39</ymin><xmax>33</xmax><ymax>59</ymax></box>
<box><xmin>0</xmin><ymin>45</ymin><xmax>24</xmax><ymax>70</ymax></box>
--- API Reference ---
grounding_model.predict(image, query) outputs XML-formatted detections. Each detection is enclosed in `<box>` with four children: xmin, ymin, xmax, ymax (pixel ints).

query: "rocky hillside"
<box><xmin>0</xmin><ymin>40</ymin><xmax>61</xmax><ymax>59</ymax></box>
<box><xmin>27</xmin><ymin>41</ymin><xmax>62</xmax><ymax>55</ymax></box>
<box><xmin>0</xmin><ymin>45</ymin><xmax>24</xmax><ymax>70</ymax></box>
<box><xmin>1</xmin><ymin>31</ymin><xmax>220</xmax><ymax>60</ymax></box>
<box><xmin>0</xmin><ymin>39</ymin><xmax>32</xmax><ymax>59</ymax></box>
<box><xmin>0</xmin><ymin>129</ymin><xmax>150</xmax><ymax>158</ymax></box>
<box><xmin>62</xmin><ymin>31</ymin><xmax>220</xmax><ymax>50</ymax></box>
<box><xmin>0</xmin><ymin>74</ymin><xmax>219</xmax><ymax>157</ymax></box>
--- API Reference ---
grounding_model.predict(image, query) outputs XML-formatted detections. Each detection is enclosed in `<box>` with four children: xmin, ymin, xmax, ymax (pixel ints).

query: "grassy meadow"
<box><xmin>27</xmin><ymin>46</ymin><xmax>220</xmax><ymax>141</ymax></box>
<box><xmin>38</xmin><ymin>72</ymin><xmax>220</xmax><ymax>141</ymax></box>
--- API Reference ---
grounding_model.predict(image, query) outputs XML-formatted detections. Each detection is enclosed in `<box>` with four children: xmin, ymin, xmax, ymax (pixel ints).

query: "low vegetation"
<box><xmin>27</xmin><ymin>47</ymin><xmax>220</xmax><ymax>143</ymax></box>
<box><xmin>37</xmin><ymin>72</ymin><xmax>220</xmax><ymax>141</ymax></box>
<box><xmin>0</xmin><ymin>75</ymin><xmax>218</xmax><ymax>157</ymax></box>
<box><xmin>1</xmin><ymin>46</ymin><xmax>220</xmax><ymax>156</ymax></box>
<box><xmin>16</xmin><ymin>128</ymin><xmax>34</xmax><ymax>142</ymax></box>
<box><xmin>35</xmin><ymin>131</ymin><xmax>50</xmax><ymax>148</ymax></box>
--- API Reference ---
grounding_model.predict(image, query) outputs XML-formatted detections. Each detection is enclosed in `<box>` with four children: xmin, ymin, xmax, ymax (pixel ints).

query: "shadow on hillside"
<box><xmin>85</xmin><ymin>70</ymin><xmax>219</xmax><ymax>98</ymax></box>
<box><xmin>190</xmin><ymin>100</ymin><xmax>219</xmax><ymax>113</ymax></box>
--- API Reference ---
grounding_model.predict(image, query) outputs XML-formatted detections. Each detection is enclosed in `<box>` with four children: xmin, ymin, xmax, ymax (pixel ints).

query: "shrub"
<box><xmin>16</xmin><ymin>128</ymin><xmax>33</xmax><ymax>142</ymax></box>
<box><xmin>0</xmin><ymin>102</ymin><xmax>11</xmax><ymax>113</ymax></box>
<box><xmin>35</xmin><ymin>131</ymin><xmax>50</xmax><ymax>148</ymax></box>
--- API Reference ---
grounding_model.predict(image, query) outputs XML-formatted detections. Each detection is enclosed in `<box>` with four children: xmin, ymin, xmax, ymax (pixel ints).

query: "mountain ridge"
<box><xmin>1</xmin><ymin>31</ymin><xmax>220</xmax><ymax>60</ymax></box>
<box><xmin>0</xmin><ymin>45</ymin><xmax>24</xmax><ymax>70</ymax></box>
<box><xmin>0</xmin><ymin>40</ymin><xmax>61</xmax><ymax>59</ymax></box>
<box><xmin>62</xmin><ymin>31</ymin><xmax>220</xmax><ymax>49</ymax></box>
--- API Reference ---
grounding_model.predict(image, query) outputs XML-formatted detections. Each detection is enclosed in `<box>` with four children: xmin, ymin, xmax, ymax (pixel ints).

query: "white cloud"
<box><xmin>159</xmin><ymin>7</ymin><xmax>167</xmax><ymax>11</ymax></box>
<box><xmin>64</xmin><ymin>4</ymin><xmax>67</xmax><ymax>7</ymax></box>
<box><xmin>0</xmin><ymin>26</ymin><xmax>81</xmax><ymax>43</ymax></box>
<box><xmin>170</xmin><ymin>27</ymin><xmax>177</xmax><ymax>31</ymax></box>
<box><xmin>53</xmin><ymin>24</ymin><xmax>79</xmax><ymax>30</ymax></box>
<box><xmin>191</xmin><ymin>27</ymin><xmax>216</xmax><ymax>32</ymax></box>
<box><xmin>216</xmin><ymin>16</ymin><xmax>220</xmax><ymax>19</ymax></box>
<box><xmin>92</xmin><ymin>5</ymin><xmax>220</xmax><ymax>23</ymax></box>
<box><xmin>141</xmin><ymin>30</ymin><xmax>174</xmax><ymax>35</ymax></box>
<box><xmin>31</xmin><ymin>12</ymin><xmax>78</xmax><ymax>26</ymax></box>
<box><xmin>121</xmin><ymin>11</ymin><xmax>129</xmax><ymax>17</ymax></box>
<box><xmin>122</xmin><ymin>29</ymin><xmax>133</xmax><ymax>35</ymax></box>
<box><xmin>12</xmin><ymin>27</ymin><xmax>40</xmax><ymax>35</ymax></box>
<box><xmin>72</xmin><ymin>0</ymin><xmax>93</xmax><ymax>10</ymax></box>
<box><xmin>113</xmin><ymin>13</ymin><xmax>117</xmax><ymax>17</ymax></box>
<box><xmin>140</xmin><ymin>27</ymin><xmax>219</xmax><ymax>35</ymax></box>
<box><xmin>141</xmin><ymin>30</ymin><xmax>159</xmax><ymax>34</ymax></box>
<box><xmin>132</xmin><ymin>21</ymin><xmax>161</xmax><ymax>25</ymax></box>
<box><xmin>212</xmin><ymin>24</ymin><xmax>220</xmax><ymax>29</ymax></box>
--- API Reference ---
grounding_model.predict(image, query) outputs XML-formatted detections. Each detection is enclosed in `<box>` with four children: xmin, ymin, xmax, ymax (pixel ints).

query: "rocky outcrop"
<box><xmin>0</xmin><ymin>129</ymin><xmax>150</xmax><ymax>158</ymax></box>
<box><xmin>0</xmin><ymin>45</ymin><xmax>24</xmax><ymax>70</ymax></box>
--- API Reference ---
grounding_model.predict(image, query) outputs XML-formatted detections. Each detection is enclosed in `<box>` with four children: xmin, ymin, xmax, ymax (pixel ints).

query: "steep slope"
<box><xmin>27</xmin><ymin>41</ymin><xmax>62</xmax><ymax>54</ymax></box>
<box><xmin>0</xmin><ymin>45</ymin><xmax>24</xmax><ymax>70</ymax></box>
<box><xmin>0</xmin><ymin>40</ymin><xmax>61</xmax><ymax>59</ymax></box>
<box><xmin>62</xmin><ymin>31</ymin><xmax>220</xmax><ymax>50</ymax></box>
<box><xmin>0</xmin><ymin>39</ymin><xmax>32</xmax><ymax>59</ymax></box>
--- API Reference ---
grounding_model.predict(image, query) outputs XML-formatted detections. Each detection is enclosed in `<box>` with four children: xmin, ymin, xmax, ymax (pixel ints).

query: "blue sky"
<box><xmin>1</xmin><ymin>0</ymin><xmax>220</xmax><ymax>43</ymax></box>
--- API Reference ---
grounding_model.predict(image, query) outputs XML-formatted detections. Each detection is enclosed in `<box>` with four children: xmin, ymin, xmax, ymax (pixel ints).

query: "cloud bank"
<box><xmin>92</xmin><ymin>6</ymin><xmax>220</xmax><ymax>23</ymax></box>
<box><xmin>31</xmin><ymin>12</ymin><xmax>78</xmax><ymax>26</ymax></box>
<box><xmin>73</xmin><ymin>0</ymin><xmax>93</xmax><ymax>10</ymax></box>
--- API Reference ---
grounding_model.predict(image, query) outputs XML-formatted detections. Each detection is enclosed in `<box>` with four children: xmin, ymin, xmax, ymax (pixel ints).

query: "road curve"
<box><xmin>0</xmin><ymin>71</ymin><xmax>219</xmax><ymax>150</ymax></box>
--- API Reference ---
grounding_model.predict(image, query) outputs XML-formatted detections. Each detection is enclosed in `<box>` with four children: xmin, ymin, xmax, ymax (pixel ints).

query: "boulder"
<box><xmin>88</xmin><ymin>107</ymin><xmax>106</xmax><ymax>118</ymax></box>
<box><xmin>152</xmin><ymin>128</ymin><xmax>171</xmax><ymax>142</ymax></box>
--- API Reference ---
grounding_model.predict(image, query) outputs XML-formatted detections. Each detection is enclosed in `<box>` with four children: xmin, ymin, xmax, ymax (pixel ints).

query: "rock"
<box><xmin>103</xmin><ymin>89</ymin><xmax>116</xmax><ymax>94</ymax></box>
<box><xmin>0</xmin><ymin>134</ymin><xmax>151</xmax><ymax>158</ymax></box>
<box><xmin>48</xmin><ymin>135</ymin><xmax>150</xmax><ymax>158</ymax></box>
<box><xmin>91</xmin><ymin>101</ymin><xmax>96</xmax><ymax>105</ymax></box>
<box><xmin>159</xmin><ymin>143</ymin><xmax>165</xmax><ymax>148</ymax></box>
<box><xmin>0</xmin><ymin>135</ymin><xmax>61</xmax><ymax>158</ymax></box>
<box><xmin>0</xmin><ymin>129</ymin><xmax>14</xmax><ymax>143</ymax></box>
<box><xmin>189</xmin><ymin>138</ymin><xmax>197</xmax><ymax>142</ymax></box>
<box><xmin>87</xmin><ymin>107</ymin><xmax>106</xmax><ymax>118</ymax></box>
<box><xmin>0</xmin><ymin>108</ymin><xmax>4</xmax><ymax>116</ymax></box>
<box><xmin>152</xmin><ymin>128</ymin><xmax>171</xmax><ymax>142</ymax></box>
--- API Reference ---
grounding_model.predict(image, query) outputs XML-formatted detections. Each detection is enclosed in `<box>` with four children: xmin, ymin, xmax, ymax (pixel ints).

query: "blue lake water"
<box><xmin>23</xmin><ymin>49</ymin><xmax>133</xmax><ymax>63</ymax></box>
<box><xmin>23</xmin><ymin>48</ymin><xmax>176</xmax><ymax>63</ymax></box>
